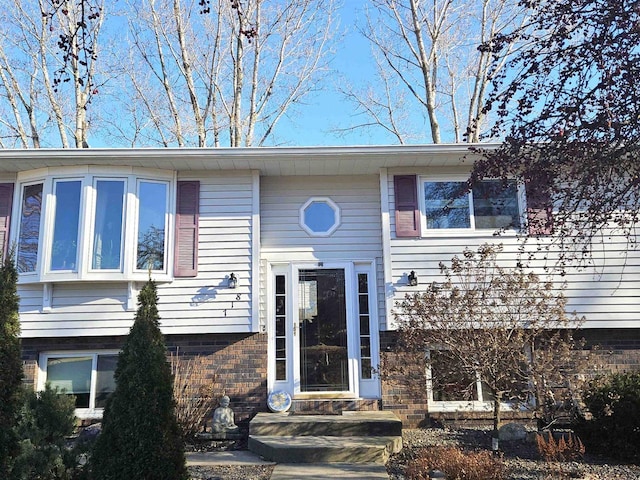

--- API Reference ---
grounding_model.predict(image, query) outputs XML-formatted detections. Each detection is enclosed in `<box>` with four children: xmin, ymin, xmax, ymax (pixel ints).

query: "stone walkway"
<box><xmin>186</xmin><ymin>450</ymin><xmax>389</xmax><ymax>479</ymax></box>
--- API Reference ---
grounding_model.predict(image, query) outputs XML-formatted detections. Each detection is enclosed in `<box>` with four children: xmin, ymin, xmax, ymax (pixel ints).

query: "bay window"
<box><xmin>92</xmin><ymin>180</ymin><xmax>125</xmax><ymax>270</ymax></box>
<box><xmin>17</xmin><ymin>183</ymin><xmax>43</xmax><ymax>273</ymax></box>
<box><xmin>136</xmin><ymin>181</ymin><xmax>167</xmax><ymax>271</ymax></box>
<box><xmin>15</xmin><ymin>168</ymin><xmax>174</xmax><ymax>283</ymax></box>
<box><xmin>51</xmin><ymin>180</ymin><xmax>82</xmax><ymax>271</ymax></box>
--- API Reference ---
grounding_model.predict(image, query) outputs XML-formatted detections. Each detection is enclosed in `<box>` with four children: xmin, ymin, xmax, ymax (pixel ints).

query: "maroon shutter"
<box><xmin>526</xmin><ymin>180</ymin><xmax>553</xmax><ymax>235</ymax></box>
<box><xmin>0</xmin><ymin>183</ymin><xmax>13</xmax><ymax>260</ymax></box>
<box><xmin>174</xmin><ymin>181</ymin><xmax>199</xmax><ymax>277</ymax></box>
<box><xmin>394</xmin><ymin>175</ymin><xmax>420</xmax><ymax>237</ymax></box>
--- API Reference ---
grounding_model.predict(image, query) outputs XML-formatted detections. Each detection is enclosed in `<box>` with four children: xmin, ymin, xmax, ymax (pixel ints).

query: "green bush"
<box><xmin>0</xmin><ymin>251</ymin><xmax>23</xmax><ymax>477</ymax></box>
<box><xmin>574</xmin><ymin>372</ymin><xmax>640</xmax><ymax>462</ymax></box>
<box><xmin>9</xmin><ymin>385</ymin><xmax>89</xmax><ymax>480</ymax></box>
<box><xmin>90</xmin><ymin>279</ymin><xmax>187</xmax><ymax>480</ymax></box>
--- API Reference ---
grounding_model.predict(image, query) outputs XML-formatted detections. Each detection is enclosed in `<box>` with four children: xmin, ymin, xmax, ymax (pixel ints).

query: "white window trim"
<box><xmin>38</xmin><ymin>350</ymin><xmax>120</xmax><ymax>420</ymax></box>
<box><xmin>13</xmin><ymin>167</ymin><xmax>175</xmax><ymax>284</ymax></box>
<box><xmin>133</xmin><ymin>178</ymin><xmax>171</xmax><ymax>274</ymax></box>
<box><xmin>418</xmin><ymin>175</ymin><xmax>525</xmax><ymax>237</ymax></box>
<box><xmin>425</xmin><ymin>350</ymin><xmax>523</xmax><ymax>413</ymax></box>
<box><xmin>299</xmin><ymin>197</ymin><xmax>341</xmax><ymax>237</ymax></box>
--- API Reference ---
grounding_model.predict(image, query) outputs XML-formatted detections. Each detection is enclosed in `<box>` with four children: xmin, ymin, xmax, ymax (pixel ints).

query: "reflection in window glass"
<box><xmin>51</xmin><ymin>181</ymin><xmax>81</xmax><ymax>271</ymax></box>
<box><xmin>46</xmin><ymin>356</ymin><xmax>93</xmax><ymax>408</ymax></box>
<box><xmin>274</xmin><ymin>274</ymin><xmax>287</xmax><ymax>381</ymax></box>
<box><xmin>430</xmin><ymin>350</ymin><xmax>478</xmax><ymax>401</ymax></box>
<box><xmin>473</xmin><ymin>180</ymin><xmax>521</xmax><ymax>230</ymax></box>
<box><xmin>136</xmin><ymin>182</ymin><xmax>167</xmax><ymax>270</ymax></box>
<box><xmin>358</xmin><ymin>273</ymin><xmax>372</xmax><ymax>379</ymax></box>
<box><xmin>18</xmin><ymin>183</ymin><xmax>43</xmax><ymax>273</ymax></box>
<box><xmin>303</xmin><ymin>201</ymin><xmax>336</xmax><ymax>233</ymax></box>
<box><xmin>95</xmin><ymin>355</ymin><xmax>118</xmax><ymax>408</ymax></box>
<box><xmin>92</xmin><ymin>180</ymin><xmax>124</xmax><ymax>270</ymax></box>
<box><xmin>424</xmin><ymin>182</ymin><xmax>470</xmax><ymax>229</ymax></box>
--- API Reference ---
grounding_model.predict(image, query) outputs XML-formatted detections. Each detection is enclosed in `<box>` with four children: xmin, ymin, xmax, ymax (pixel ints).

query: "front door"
<box><xmin>269</xmin><ymin>263</ymin><xmax>381</xmax><ymax>399</ymax></box>
<box><xmin>297</xmin><ymin>268</ymin><xmax>349</xmax><ymax>392</ymax></box>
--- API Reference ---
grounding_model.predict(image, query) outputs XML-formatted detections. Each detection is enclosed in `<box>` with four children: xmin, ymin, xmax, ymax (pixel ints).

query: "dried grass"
<box><xmin>535</xmin><ymin>432</ymin><xmax>585</xmax><ymax>462</ymax></box>
<box><xmin>406</xmin><ymin>446</ymin><xmax>505</xmax><ymax>480</ymax></box>
<box><xmin>171</xmin><ymin>353</ymin><xmax>217</xmax><ymax>438</ymax></box>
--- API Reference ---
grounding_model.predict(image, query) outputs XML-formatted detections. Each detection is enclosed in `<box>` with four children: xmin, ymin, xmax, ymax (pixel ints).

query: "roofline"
<box><xmin>0</xmin><ymin>143</ymin><xmax>497</xmax><ymax>159</ymax></box>
<box><xmin>0</xmin><ymin>143</ymin><xmax>499</xmax><ymax>175</ymax></box>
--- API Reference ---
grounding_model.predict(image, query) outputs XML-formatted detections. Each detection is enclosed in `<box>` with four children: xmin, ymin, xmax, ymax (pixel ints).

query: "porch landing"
<box><xmin>248</xmin><ymin>411</ymin><xmax>402</xmax><ymax>465</ymax></box>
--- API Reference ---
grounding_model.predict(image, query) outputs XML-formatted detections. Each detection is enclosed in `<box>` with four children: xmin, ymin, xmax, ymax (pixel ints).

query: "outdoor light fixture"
<box><xmin>228</xmin><ymin>273</ymin><xmax>238</xmax><ymax>289</ymax></box>
<box><xmin>408</xmin><ymin>271</ymin><xmax>418</xmax><ymax>286</ymax></box>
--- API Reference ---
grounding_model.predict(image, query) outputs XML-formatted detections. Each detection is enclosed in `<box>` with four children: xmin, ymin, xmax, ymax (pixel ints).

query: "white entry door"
<box><xmin>269</xmin><ymin>262</ymin><xmax>380</xmax><ymax>399</ymax></box>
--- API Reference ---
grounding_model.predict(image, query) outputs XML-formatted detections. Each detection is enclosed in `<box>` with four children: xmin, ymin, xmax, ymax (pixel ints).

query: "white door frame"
<box><xmin>267</xmin><ymin>261</ymin><xmax>380</xmax><ymax>400</ymax></box>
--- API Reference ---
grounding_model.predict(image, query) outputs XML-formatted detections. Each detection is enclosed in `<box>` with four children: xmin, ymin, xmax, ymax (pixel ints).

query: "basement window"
<box><xmin>39</xmin><ymin>352</ymin><xmax>119</xmax><ymax>419</ymax></box>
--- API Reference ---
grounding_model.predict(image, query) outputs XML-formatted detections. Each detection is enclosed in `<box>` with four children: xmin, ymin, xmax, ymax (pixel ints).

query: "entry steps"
<box><xmin>248</xmin><ymin>411</ymin><xmax>402</xmax><ymax>465</ymax></box>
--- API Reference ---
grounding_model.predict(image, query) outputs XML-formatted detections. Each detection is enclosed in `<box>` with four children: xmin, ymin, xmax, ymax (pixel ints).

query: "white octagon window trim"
<box><xmin>299</xmin><ymin>197</ymin><xmax>341</xmax><ymax>237</ymax></box>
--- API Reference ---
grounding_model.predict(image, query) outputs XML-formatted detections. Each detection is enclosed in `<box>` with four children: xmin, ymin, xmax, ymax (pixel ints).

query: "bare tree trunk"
<box><xmin>348</xmin><ymin>0</ymin><xmax>525</xmax><ymax>143</ymax></box>
<box><xmin>173</xmin><ymin>0</ymin><xmax>206</xmax><ymax>146</ymax></box>
<box><xmin>493</xmin><ymin>390</ymin><xmax>503</xmax><ymax>450</ymax></box>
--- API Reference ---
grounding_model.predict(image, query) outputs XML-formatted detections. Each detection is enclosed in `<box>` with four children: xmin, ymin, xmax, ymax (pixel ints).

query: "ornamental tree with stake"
<box><xmin>390</xmin><ymin>244</ymin><xmax>587</xmax><ymax>447</ymax></box>
<box><xmin>91</xmin><ymin>279</ymin><xmax>187</xmax><ymax>480</ymax></box>
<box><xmin>474</xmin><ymin>0</ymin><xmax>640</xmax><ymax>269</ymax></box>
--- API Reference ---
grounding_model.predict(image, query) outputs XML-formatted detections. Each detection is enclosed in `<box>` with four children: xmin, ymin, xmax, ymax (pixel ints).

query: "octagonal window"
<box><xmin>300</xmin><ymin>197</ymin><xmax>341</xmax><ymax>236</ymax></box>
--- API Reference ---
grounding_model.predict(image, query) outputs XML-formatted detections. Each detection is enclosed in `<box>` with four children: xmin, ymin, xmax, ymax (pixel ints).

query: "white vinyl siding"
<box><xmin>18</xmin><ymin>170</ymin><xmax>257</xmax><ymax>338</ymax></box>
<box><xmin>387</xmin><ymin>168</ymin><xmax>640</xmax><ymax>330</ymax></box>
<box><xmin>260</xmin><ymin>175</ymin><xmax>385</xmax><ymax>329</ymax></box>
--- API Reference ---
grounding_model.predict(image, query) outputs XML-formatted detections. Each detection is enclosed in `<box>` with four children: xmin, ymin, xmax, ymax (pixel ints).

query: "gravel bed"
<box><xmin>188</xmin><ymin>464</ymin><xmax>274</xmax><ymax>480</ymax></box>
<box><xmin>185</xmin><ymin>428</ymin><xmax>640</xmax><ymax>479</ymax></box>
<box><xmin>387</xmin><ymin>428</ymin><xmax>640</xmax><ymax>480</ymax></box>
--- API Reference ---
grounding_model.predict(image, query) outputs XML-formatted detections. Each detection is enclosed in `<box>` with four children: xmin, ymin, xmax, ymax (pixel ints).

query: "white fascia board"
<box><xmin>0</xmin><ymin>144</ymin><xmax>499</xmax><ymax>175</ymax></box>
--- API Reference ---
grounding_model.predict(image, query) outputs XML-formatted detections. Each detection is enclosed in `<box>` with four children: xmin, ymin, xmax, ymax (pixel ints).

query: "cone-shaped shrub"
<box><xmin>0</xmin><ymin>251</ymin><xmax>23</xmax><ymax>477</ymax></box>
<box><xmin>91</xmin><ymin>279</ymin><xmax>187</xmax><ymax>480</ymax></box>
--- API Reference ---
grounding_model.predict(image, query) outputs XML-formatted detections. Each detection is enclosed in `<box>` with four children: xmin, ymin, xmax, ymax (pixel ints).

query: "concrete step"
<box><xmin>270</xmin><ymin>462</ymin><xmax>389</xmax><ymax>479</ymax></box>
<box><xmin>248</xmin><ymin>435</ymin><xmax>401</xmax><ymax>464</ymax></box>
<box><xmin>249</xmin><ymin>411</ymin><xmax>402</xmax><ymax>437</ymax></box>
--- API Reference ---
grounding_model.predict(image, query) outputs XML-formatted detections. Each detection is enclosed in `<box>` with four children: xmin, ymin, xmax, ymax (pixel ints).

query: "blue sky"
<box><xmin>276</xmin><ymin>3</ymin><xmax>395</xmax><ymax>147</ymax></box>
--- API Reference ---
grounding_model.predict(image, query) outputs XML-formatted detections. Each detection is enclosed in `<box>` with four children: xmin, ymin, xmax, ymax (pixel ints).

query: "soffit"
<box><xmin>0</xmin><ymin>144</ymin><xmax>497</xmax><ymax>175</ymax></box>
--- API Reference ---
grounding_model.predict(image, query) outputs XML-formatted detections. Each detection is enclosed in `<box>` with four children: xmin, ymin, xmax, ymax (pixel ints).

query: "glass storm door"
<box><xmin>297</xmin><ymin>269</ymin><xmax>349</xmax><ymax>392</ymax></box>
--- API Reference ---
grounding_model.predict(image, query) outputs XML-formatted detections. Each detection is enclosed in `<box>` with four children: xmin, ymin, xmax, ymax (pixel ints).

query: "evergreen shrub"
<box><xmin>9</xmin><ymin>385</ymin><xmax>87</xmax><ymax>480</ymax></box>
<box><xmin>90</xmin><ymin>279</ymin><xmax>187</xmax><ymax>480</ymax></box>
<box><xmin>0</xmin><ymin>251</ymin><xmax>23</xmax><ymax>476</ymax></box>
<box><xmin>574</xmin><ymin>372</ymin><xmax>640</xmax><ymax>462</ymax></box>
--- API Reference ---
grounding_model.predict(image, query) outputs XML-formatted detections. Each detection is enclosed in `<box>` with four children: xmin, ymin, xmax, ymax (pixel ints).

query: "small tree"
<box><xmin>0</xmin><ymin>251</ymin><xmax>23</xmax><ymax>477</ymax></box>
<box><xmin>9</xmin><ymin>385</ymin><xmax>79</xmax><ymax>480</ymax></box>
<box><xmin>91</xmin><ymin>279</ymin><xmax>187</xmax><ymax>480</ymax></box>
<box><xmin>391</xmin><ymin>244</ymin><xmax>586</xmax><ymax>446</ymax></box>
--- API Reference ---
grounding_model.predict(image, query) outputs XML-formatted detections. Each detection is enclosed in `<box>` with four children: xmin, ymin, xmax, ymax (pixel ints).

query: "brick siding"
<box><xmin>20</xmin><ymin>328</ymin><xmax>640</xmax><ymax>429</ymax></box>
<box><xmin>21</xmin><ymin>333</ymin><xmax>269</xmax><ymax>426</ymax></box>
<box><xmin>379</xmin><ymin>328</ymin><xmax>640</xmax><ymax>428</ymax></box>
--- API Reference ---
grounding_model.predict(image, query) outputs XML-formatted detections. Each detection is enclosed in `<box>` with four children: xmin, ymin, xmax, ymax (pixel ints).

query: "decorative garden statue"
<box><xmin>212</xmin><ymin>395</ymin><xmax>238</xmax><ymax>432</ymax></box>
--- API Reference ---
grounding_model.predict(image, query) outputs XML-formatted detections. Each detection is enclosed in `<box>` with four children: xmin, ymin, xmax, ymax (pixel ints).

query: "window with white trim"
<box><xmin>426</xmin><ymin>350</ymin><xmax>527</xmax><ymax>412</ymax></box>
<box><xmin>15</xmin><ymin>168</ymin><xmax>173</xmax><ymax>282</ymax></box>
<box><xmin>39</xmin><ymin>352</ymin><xmax>118</xmax><ymax>418</ymax></box>
<box><xmin>299</xmin><ymin>197</ymin><xmax>340</xmax><ymax>236</ymax></box>
<box><xmin>420</xmin><ymin>178</ymin><xmax>522</xmax><ymax>234</ymax></box>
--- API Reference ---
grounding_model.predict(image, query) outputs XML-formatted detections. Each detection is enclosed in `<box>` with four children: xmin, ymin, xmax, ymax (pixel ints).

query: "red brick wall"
<box><xmin>21</xmin><ymin>333</ymin><xmax>269</xmax><ymax>425</ymax></box>
<box><xmin>379</xmin><ymin>328</ymin><xmax>640</xmax><ymax>428</ymax></box>
<box><xmin>21</xmin><ymin>328</ymin><xmax>640</xmax><ymax>429</ymax></box>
